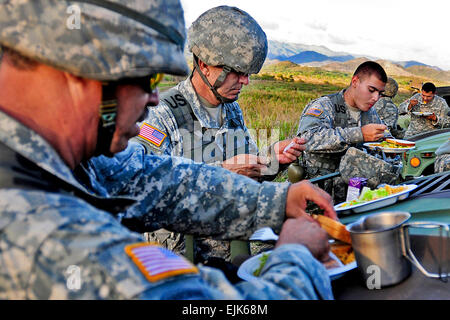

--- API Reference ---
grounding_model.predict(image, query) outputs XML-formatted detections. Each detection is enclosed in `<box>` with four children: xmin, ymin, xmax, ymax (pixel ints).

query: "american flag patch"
<box><xmin>125</xmin><ymin>243</ymin><xmax>198</xmax><ymax>282</ymax></box>
<box><xmin>138</xmin><ymin>123</ymin><xmax>167</xmax><ymax>147</ymax></box>
<box><xmin>305</xmin><ymin>108</ymin><xmax>323</xmax><ymax>117</ymax></box>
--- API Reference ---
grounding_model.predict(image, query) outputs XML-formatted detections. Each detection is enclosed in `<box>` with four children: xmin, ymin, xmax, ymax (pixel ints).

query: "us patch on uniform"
<box><xmin>138</xmin><ymin>123</ymin><xmax>167</xmax><ymax>147</ymax></box>
<box><xmin>305</xmin><ymin>108</ymin><xmax>323</xmax><ymax>117</ymax></box>
<box><xmin>125</xmin><ymin>243</ymin><xmax>198</xmax><ymax>282</ymax></box>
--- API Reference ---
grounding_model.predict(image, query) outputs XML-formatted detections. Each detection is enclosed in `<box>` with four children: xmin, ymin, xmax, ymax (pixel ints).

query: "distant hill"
<box><xmin>406</xmin><ymin>65</ymin><xmax>450</xmax><ymax>83</ymax></box>
<box><xmin>266</xmin><ymin>40</ymin><xmax>447</xmax><ymax>79</ymax></box>
<box><xmin>268</xmin><ymin>40</ymin><xmax>353</xmax><ymax>60</ymax></box>
<box><xmin>321</xmin><ymin>58</ymin><xmax>416</xmax><ymax>77</ymax></box>
<box><xmin>284</xmin><ymin>51</ymin><xmax>354</xmax><ymax>64</ymax></box>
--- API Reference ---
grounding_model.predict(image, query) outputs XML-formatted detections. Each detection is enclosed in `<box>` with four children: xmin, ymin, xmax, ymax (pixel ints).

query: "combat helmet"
<box><xmin>0</xmin><ymin>0</ymin><xmax>189</xmax><ymax>80</ymax></box>
<box><xmin>0</xmin><ymin>0</ymin><xmax>189</xmax><ymax>156</ymax></box>
<box><xmin>188</xmin><ymin>6</ymin><xmax>267</xmax><ymax>103</ymax></box>
<box><xmin>383</xmin><ymin>77</ymin><xmax>399</xmax><ymax>98</ymax></box>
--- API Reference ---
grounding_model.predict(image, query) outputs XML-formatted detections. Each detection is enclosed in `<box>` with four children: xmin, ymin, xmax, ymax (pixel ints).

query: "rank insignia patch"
<box><xmin>138</xmin><ymin>123</ymin><xmax>167</xmax><ymax>147</ymax></box>
<box><xmin>305</xmin><ymin>108</ymin><xmax>323</xmax><ymax>117</ymax></box>
<box><xmin>125</xmin><ymin>243</ymin><xmax>198</xmax><ymax>282</ymax></box>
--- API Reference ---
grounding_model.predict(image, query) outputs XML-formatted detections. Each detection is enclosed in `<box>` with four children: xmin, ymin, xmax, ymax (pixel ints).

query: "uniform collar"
<box><xmin>178</xmin><ymin>78</ymin><xmax>226</xmax><ymax>129</ymax></box>
<box><xmin>0</xmin><ymin>109</ymin><xmax>95</xmax><ymax>195</ymax></box>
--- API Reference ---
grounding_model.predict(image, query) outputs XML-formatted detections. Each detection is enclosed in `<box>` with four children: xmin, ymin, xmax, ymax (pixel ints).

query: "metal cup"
<box><xmin>346</xmin><ymin>211</ymin><xmax>449</xmax><ymax>287</ymax></box>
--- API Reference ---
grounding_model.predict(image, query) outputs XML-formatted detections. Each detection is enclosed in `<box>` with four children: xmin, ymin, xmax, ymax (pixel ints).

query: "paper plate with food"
<box><xmin>412</xmin><ymin>111</ymin><xmax>433</xmax><ymax>117</ymax></box>
<box><xmin>237</xmin><ymin>242</ymin><xmax>356</xmax><ymax>282</ymax></box>
<box><xmin>364</xmin><ymin>138</ymin><xmax>415</xmax><ymax>153</ymax></box>
<box><xmin>335</xmin><ymin>184</ymin><xmax>418</xmax><ymax>213</ymax></box>
<box><xmin>238</xmin><ymin>215</ymin><xmax>356</xmax><ymax>281</ymax></box>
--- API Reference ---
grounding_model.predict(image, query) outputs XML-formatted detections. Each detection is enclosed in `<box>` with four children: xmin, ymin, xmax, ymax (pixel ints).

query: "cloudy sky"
<box><xmin>180</xmin><ymin>0</ymin><xmax>450</xmax><ymax>71</ymax></box>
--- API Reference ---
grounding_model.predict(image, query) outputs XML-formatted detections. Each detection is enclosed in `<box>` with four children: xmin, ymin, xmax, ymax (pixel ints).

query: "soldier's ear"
<box><xmin>197</xmin><ymin>59</ymin><xmax>210</xmax><ymax>77</ymax></box>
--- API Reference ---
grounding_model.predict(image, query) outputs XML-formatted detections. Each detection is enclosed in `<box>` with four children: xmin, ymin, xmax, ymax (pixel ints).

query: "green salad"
<box><xmin>253</xmin><ymin>253</ymin><xmax>270</xmax><ymax>276</ymax></box>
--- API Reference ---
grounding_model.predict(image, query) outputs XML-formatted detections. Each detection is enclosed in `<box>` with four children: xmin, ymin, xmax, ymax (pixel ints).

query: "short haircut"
<box><xmin>0</xmin><ymin>45</ymin><xmax>38</xmax><ymax>70</ymax></box>
<box><xmin>422</xmin><ymin>82</ymin><xmax>436</xmax><ymax>93</ymax></box>
<box><xmin>353</xmin><ymin>61</ymin><xmax>387</xmax><ymax>83</ymax></box>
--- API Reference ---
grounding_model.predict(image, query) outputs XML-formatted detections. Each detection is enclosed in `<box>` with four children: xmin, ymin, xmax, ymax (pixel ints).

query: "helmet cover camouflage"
<box><xmin>0</xmin><ymin>0</ymin><xmax>189</xmax><ymax>80</ymax></box>
<box><xmin>339</xmin><ymin>147</ymin><xmax>402</xmax><ymax>189</ymax></box>
<box><xmin>383</xmin><ymin>77</ymin><xmax>399</xmax><ymax>98</ymax></box>
<box><xmin>188</xmin><ymin>6</ymin><xmax>268</xmax><ymax>75</ymax></box>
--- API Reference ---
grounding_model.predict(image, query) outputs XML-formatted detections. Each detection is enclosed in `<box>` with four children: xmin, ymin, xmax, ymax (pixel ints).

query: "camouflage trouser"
<box><xmin>144</xmin><ymin>229</ymin><xmax>232</xmax><ymax>262</ymax></box>
<box><xmin>144</xmin><ymin>229</ymin><xmax>273</xmax><ymax>263</ymax></box>
<box><xmin>306</xmin><ymin>167</ymin><xmax>347</xmax><ymax>204</ymax></box>
<box><xmin>434</xmin><ymin>154</ymin><xmax>450</xmax><ymax>173</ymax></box>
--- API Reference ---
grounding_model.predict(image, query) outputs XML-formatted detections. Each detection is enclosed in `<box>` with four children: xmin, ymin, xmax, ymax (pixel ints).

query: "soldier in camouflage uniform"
<box><xmin>434</xmin><ymin>138</ymin><xmax>450</xmax><ymax>173</ymax></box>
<box><xmin>373</xmin><ymin>77</ymin><xmax>404</xmax><ymax>138</ymax></box>
<box><xmin>398</xmin><ymin>82</ymin><xmax>450</xmax><ymax>139</ymax></box>
<box><xmin>296</xmin><ymin>61</ymin><xmax>389</xmax><ymax>203</ymax></box>
<box><xmin>133</xmin><ymin>6</ymin><xmax>304</xmax><ymax>263</ymax></box>
<box><xmin>0</xmin><ymin>0</ymin><xmax>336</xmax><ymax>299</ymax></box>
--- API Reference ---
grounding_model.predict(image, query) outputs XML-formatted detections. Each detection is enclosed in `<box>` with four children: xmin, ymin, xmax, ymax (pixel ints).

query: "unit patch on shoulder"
<box><xmin>138</xmin><ymin>123</ymin><xmax>167</xmax><ymax>147</ymax></box>
<box><xmin>305</xmin><ymin>108</ymin><xmax>323</xmax><ymax>117</ymax></box>
<box><xmin>125</xmin><ymin>243</ymin><xmax>198</xmax><ymax>282</ymax></box>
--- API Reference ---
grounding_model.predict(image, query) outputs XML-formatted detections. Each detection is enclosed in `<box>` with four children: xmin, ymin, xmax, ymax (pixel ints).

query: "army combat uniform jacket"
<box><xmin>297</xmin><ymin>89</ymin><xmax>383</xmax><ymax>176</ymax></box>
<box><xmin>398</xmin><ymin>93</ymin><xmax>450</xmax><ymax>139</ymax></box>
<box><xmin>434</xmin><ymin>138</ymin><xmax>450</xmax><ymax>173</ymax></box>
<box><xmin>0</xmin><ymin>110</ymin><xmax>333</xmax><ymax>299</ymax></box>
<box><xmin>133</xmin><ymin>78</ymin><xmax>258</xmax><ymax>163</ymax></box>
<box><xmin>132</xmin><ymin>78</ymin><xmax>273</xmax><ymax>262</ymax></box>
<box><xmin>373</xmin><ymin>97</ymin><xmax>399</xmax><ymax>134</ymax></box>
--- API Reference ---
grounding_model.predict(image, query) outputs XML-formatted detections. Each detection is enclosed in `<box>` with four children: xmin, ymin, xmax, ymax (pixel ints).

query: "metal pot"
<box><xmin>346</xmin><ymin>211</ymin><xmax>449</xmax><ymax>287</ymax></box>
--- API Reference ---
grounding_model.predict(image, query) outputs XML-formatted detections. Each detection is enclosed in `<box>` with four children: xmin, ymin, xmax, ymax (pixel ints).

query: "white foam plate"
<box><xmin>334</xmin><ymin>184</ymin><xmax>418</xmax><ymax>213</ymax></box>
<box><xmin>237</xmin><ymin>250</ymin><xmax>356</xmax><ymax>282</ymax></box>
<box><xmin>412</xmin><ymin>111</ymin><xmax>433</xmax><ymax>116</ymax></box>
<box><xmin>364</xmin><ymin>142</ymin><xmax>415</xmax><ymax>153</ymax></box>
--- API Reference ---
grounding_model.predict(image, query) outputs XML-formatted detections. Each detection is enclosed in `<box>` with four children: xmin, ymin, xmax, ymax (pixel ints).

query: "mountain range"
<box><xmin>267</xmin><ymin>40</ymin><xmax>450</xmax><ymax>84</ymax></box>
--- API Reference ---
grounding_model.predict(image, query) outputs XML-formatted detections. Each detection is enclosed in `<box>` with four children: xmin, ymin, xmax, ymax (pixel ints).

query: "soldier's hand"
<box><xmin>285</xmin><ymin>180</ymin><xmax>337</xmax><ymax>220</ymax></box>
<box><xmin>361</xmin><ymin>123</ymin><xmax>387</xmax><ymax>142</ymax></box>
<box><xmin>221</xmin><ymin>154</ymin><xmax>268</xmax><ymax>179</ymax></box>
<box><xmin>275</xmin><ymin>217</ymin><xmax>330</xmax><ymax>262</ymax></box>
<box><xmin>408</xmin><ymin>99</ymin><xmax>419</xmax><ymax>110</ymax></box>
<box><xmin>273</xmin><ymin>137</ymin><xmax>306</xmax><ymax>164</ymax></box>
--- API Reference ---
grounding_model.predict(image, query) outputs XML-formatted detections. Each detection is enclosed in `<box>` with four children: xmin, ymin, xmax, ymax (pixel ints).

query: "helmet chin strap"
<box><xmin>94</xmin><ymin>99</ymin><xmax>118</xmax><ymax>157</ymax></box>
<box><xmin>193</xmin><ymin>58</ymin><xmax>237</xmax><ymax>104</ymax></box>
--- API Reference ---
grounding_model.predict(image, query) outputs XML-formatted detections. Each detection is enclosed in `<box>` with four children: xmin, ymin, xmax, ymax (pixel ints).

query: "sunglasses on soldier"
<box><xmin>102</xmin><ymin>73</ymin><xmax>164</xmax><ymax>98</ymax></box>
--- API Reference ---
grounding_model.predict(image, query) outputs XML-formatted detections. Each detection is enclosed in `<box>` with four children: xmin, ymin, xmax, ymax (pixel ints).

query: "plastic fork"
<box><xmin>249</xmin><ymin>227</ymin><xmax>279</xmax><ymax>241</ymax></box>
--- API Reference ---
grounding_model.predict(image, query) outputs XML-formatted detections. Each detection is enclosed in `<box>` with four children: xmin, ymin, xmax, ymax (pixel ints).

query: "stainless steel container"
<box><xmin>346</xmin><ymin>211</ymin><xmax>449</xmax><ymax>288</ymax></box>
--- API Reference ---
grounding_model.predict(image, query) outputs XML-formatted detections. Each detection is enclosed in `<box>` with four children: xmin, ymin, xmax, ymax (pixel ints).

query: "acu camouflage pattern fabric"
<box><xmin>434</xmin><ymin>139</ymin><xmax>450</xmax><ymax>173</ymax></box>
<box><xmin>296</xmin><ymin>89</ymin><xmax>382</xmax><ymax>202</ymax></box>
<box><xmin>398</xmin><ymin>93</ymin><xmax>450</xmax><ymax>139</ymax></box>
<box><xmin>187</xmin><ymin>6</ymin><xmax>267</xmax><ymax>74</ymax></box>
<box><xmin>133</xmin><ymin>78</ymin><xmax>258</xmax><ymax>162</ymax></box>
<box><xmin>0</xmin><ymin>109</ymin><xmax>334</xmax><ymax>299</ymax></box>
<box><xmin>131</xmin><ymin>78</ymin><xmax>261</xmax><ymax>262</ymax></box>
<box><xmin>373</xmin><ymin>97</ymin><xmax>399</xmax><ymax>134</ymax></box>
<box><xmin>0</xmin><ymin>0</ymin><xmax>189</xmax><ymax>79</ymax></box>
<box><xmin>339</xmin><ymin>147</ymin><xmax>402</xmax><ymax>189</ymax></box>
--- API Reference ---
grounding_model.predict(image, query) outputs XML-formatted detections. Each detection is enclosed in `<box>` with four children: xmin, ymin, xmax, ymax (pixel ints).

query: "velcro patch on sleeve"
<box><xmin>138</xmin><ymin>123</ymin><xmax>167</xmax><ymax>147</ymax></box>
<box><xmin>125</xmin><ymin>243</ymin><xmax>198</xmax><ymax>282</ymax></box>
<box><xmin>305</xmin><ymin>108</ymin><xmax>323</xmax><ymax>117</ymax></box>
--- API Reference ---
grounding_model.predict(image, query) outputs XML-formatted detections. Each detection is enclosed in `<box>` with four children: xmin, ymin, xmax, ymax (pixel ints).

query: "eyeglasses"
<box><xmin>99</xmin><ymin>73</ymin><xmax>164</xmax><ymax>128</ymax></box>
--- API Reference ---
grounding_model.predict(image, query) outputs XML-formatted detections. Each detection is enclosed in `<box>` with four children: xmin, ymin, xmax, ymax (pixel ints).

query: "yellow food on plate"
<box><xmin>331</xmin><ymin>243</ymin><xmax>355</xmax><ymax>265</ymax></box>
